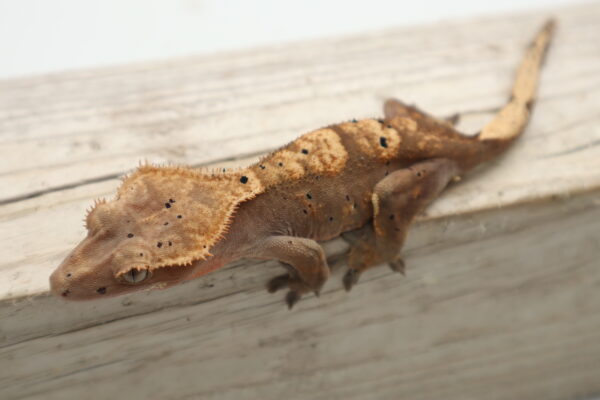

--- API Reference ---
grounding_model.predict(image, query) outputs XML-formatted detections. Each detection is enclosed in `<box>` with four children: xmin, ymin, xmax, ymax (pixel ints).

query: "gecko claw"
<box><xmin>343</xmin><ymin>269</ymin><xmax>361</xmax><ymax>291</ymax></box>
<box><xmin>388</xmin><ymin>259</ymin><xmax>406</xmax><ymax>275</ymax></box>
<box><xmin>286</xmin><ymin>291</ymin><xmax>301</xmax><ymax>309</ymax></box>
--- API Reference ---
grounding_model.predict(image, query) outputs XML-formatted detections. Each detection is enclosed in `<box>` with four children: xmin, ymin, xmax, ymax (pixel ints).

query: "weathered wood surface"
<box><xmin>1</xmin><ymin>3</ymin><xmax>599</xmax><ymax>400</ymax></box>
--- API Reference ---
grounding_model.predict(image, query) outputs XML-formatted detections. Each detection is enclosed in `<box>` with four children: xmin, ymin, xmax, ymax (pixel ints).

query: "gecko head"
<box><xmin>50</xmin><ymin>200</ymin><xmax>195</xmax><ymax>300</ymax></box>
<box><xmin>50</xmin><ymin>165</ymin><xmax>260</xmax><ymax>301</ymax></box>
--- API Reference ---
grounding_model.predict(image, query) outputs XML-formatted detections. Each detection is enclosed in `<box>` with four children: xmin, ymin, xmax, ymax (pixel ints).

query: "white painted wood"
<box><xmin>1</xmin><ymin>3</ymin><xmax>599</xmax><ymax>399</ymax></box>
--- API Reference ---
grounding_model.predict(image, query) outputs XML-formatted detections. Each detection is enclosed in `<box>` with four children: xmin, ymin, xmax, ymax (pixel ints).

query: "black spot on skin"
<box><xmin>165</xmin><ymin>202</ymin><xmax>171</xmax><ymax>209</ymax></box>
<box><xmin>177</xmin><ymin>215</ymin><xmax>182</xmax><ymax>219</ymax></box>
<box><xmin>222</xmin><ymin>168</ymin><xmax>227</xmax><ymax>172</ymax></box>
<box><xmin>387</xmin><ymin>124</ymin><xmax>392</xmax><ymax>129</ymax></box>
<box><xmin>389</xmin><ymin>214</ymin><xmax>395</xmax><ymax>220</ymax></box>
<box><xmin>127</xmin><ymin>233</ymin><xmax>134</xmax><ymax>238</ymax></box>
<box><xmin>351</xmin><ymin>118</ymin><xmax>358</xmax><ymax>123</ymax></box>
<box><xmin>259</xmin><ymin>164</ymin><xmax>266</xmax><ymax>169</ymax></box>
<box><xmin>157</xmin><ymin>242</ymin><xmax>163</xmax><ymax>248</ymax></box>
<box><xmin>169</xmin><ymin>199</ymin><xmax>175</xmax><ymax>203</ymax></box>
<box><xmin>240</xmin><ymin>176</ymin><xmax>249</xmax><ymax>184</ymax></box>
<box><xmin>379</xmin><ymin>137</ymin><xmax>388</xmax><ymax>148</ymax></box>
<box><xmin>301</xmin><ymin>149</ymin><xmax>309</xmax><ymax>154</ymax></box>
<box><xmin>168</xmin><ymin>241</ymin><xmax>172</xmax><ymax>246</ymax></box>
<box><xmin>278</xmin><ymin>162</ymin><xmax>283</xmax><ymax>167</ymax></box>
<box><xmin>416</xmin><ymin>171</ymin><xmax>422</xmax><ymax>177</ymax></box>
<box><xmin>377</xmin><ymin>118</ymin><xmax>384</xmax><ymax>123</ymax></box>
<box><xmin>329</xmin><ymin>217</ymin><xmax>334</xmax><ymax>222</ymax></box>
<box><xmin>345</xmin><ymin>195</ymin><xmax>350</xmax><ymax>201</ymax></box>
<box><xmin>353</xmin><ymin>203</ymin><xmax>358</xmax><ymax>209</ymax></box>
<box><xmin>164</xmin><ymin>222</ymin><xmax>169</xmax><ymax>226</ymax></box>
<box><xmin>97</xmin><ymin>287</ymin><xmax>107</xmax><ymax>295</ymax></box>
<box><xmin>306</xmin><ymin>193</ymin><xmax>312</xmax><ymax>200</ymax></box>
<box><xmin>66</xmin><ymin>273</ymin><xmax>72</xmax><ymax>278</ymax></box>
<box><xmin>203</xmin><ymin>245</ymin><xmax>207</xmax><ymax>248</ymax></box>
<box><xmin>303</xmin><ymin>209</ymin><xmax>308</xmax><ymax>214</ymax></box>
<box><xmin>139</xmin><ymin>253</ymin><xmax>143</xmax><ymax>257</ymax></box>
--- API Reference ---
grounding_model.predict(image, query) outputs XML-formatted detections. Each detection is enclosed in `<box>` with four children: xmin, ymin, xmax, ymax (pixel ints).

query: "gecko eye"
<box><xmin>119</xmin><ymin>268</ymin><xmax>150</xmax><ymax>284</ymax></box>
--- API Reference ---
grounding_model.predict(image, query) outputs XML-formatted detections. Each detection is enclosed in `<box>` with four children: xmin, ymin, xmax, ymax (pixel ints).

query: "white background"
<box><xmin>0</xmin><ymin>0</ymin><xmax>575</xmax><ymax>79</ymax></box>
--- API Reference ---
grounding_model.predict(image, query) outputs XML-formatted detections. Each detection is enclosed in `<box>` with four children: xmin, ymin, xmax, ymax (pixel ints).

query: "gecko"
<box><xmin>50</xmin><ymin>20</ymin><xmax>555</xmax><ymax>308</ymax></box>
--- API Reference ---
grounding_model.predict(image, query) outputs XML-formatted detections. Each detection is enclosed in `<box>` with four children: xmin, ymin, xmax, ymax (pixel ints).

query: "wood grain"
<box><xmin>1</xmin><ymin>3</ymin><xmax>599</xmax><ymax>400</ymax></box>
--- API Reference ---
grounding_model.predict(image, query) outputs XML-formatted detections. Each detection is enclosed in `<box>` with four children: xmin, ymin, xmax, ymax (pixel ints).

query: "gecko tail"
<box><xmin>478</xmin><ymin>19</ymin><xmax>555</xmax><ymax>143</ymax></box>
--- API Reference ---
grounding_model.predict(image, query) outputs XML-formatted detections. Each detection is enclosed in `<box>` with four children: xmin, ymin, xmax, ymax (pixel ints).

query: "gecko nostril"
<box><xmin>66</xmin><ymin>273</ymin><xmax>72</xmax><ymax>277</ymax></box>
<box><xmin>96</xmin><ymin>287</ymin><xmax>107</xmax><ymax>295</ymax></box>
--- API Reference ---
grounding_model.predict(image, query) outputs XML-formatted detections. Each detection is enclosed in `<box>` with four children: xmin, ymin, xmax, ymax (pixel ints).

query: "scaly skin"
<box><xmin>50</xmin><ymin>21</ymin><xmax>555</xmax><ymax>308</ymax></box>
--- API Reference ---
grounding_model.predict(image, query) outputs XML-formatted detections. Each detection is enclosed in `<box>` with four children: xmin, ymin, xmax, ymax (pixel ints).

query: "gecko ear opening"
<box><xmin>116</xmin><ymin>266</ymin><xmax>152</xmax><ymax>285</ymax></box>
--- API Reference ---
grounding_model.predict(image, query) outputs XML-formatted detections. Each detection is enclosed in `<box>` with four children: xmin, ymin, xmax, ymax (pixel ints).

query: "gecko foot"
<box><xmin>267</xmin><ymin>273</ymin><xmax>320</xmax><ymax>308</ymax></box>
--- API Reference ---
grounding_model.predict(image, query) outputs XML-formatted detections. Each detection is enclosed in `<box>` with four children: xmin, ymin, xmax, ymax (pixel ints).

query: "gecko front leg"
<box><xmin>252</xmin><ymin>235</ymin><xmax>330</xmax><ymax>309</ymax></box>
<box><xmin>343</xmin><ymin>158</ymin><xmax>459</xmax><ymax>290</ymax></box>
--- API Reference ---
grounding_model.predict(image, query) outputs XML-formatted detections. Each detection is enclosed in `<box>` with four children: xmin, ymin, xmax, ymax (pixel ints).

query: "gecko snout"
<box><xmin>49</xmin><ymin>263</ymin><xmax>71</xmax><ymax>298</ymax></box>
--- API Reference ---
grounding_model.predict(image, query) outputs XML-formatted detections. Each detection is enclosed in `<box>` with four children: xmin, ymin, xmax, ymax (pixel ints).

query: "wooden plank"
<box><xmin>1</xmin><ymin>3</ymin><xmax>600</xmax><ymax>399</ymax></box>
<box><xmin>2</xmin><ymin>192</ymin><xmax>600</xmax><ymax>399</ymax></box>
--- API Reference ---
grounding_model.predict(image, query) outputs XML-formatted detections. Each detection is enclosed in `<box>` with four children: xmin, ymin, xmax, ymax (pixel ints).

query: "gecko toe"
<box><xmin>343</xmin><ymin>268</ymin><xmax>361</xmax><ymax>291</ymax></box>
<box><xmin>388</xmin><ymin>259</ymin><xmax>406</xmax><ymax>275</ymax></box>
<box><xmin>285</xmin><ymin>291</ymin><xmax>301</xmax><ymax>309</ymax></box>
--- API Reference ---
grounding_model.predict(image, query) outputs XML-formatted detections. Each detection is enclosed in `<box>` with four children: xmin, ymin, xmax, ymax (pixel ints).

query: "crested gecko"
<box><xmin>50</xmin><ymin>20</ymin><xmax>555</xmax><ymax>308</ymax></box>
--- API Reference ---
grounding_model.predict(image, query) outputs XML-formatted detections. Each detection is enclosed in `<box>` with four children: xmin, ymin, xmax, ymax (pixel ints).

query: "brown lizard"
<box><xmin>50</xmin><ymin>20</ymin><xmax>555</xmax><ymax>308</ymax></box>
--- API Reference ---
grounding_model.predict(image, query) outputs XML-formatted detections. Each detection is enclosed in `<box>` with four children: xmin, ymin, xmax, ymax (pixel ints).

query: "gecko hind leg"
<box><xmin>342</xmin><ymin>225</ymin><xmax>405</xmax><ymax>290</ymax></box>
<box><xmin>253</xmin><ymin>235</ymin><xmax>330</xmax><ymax>309</ymax></box>
<box><xmin>384</xmin><ymin>98</ymin><xmax>460</xmax><ymax>127</ymax></box>
<box><xmin>343</xmin><ymin>158</ymin><xmax>459</xmax><ymax>291</ymax></box>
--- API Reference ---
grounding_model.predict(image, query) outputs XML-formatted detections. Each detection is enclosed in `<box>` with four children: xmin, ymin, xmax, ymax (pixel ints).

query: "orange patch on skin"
<box><xmin>116</xmin><ymin>165</ymin><xmax>264</xmax><ymax>269</ymax></box>
<box><xmin>252</xmin><ymin>128</ymin><xmax>348</xmax><ymax>186</ymax></box>
<box><xmin>291</xmin><ymin>129</ymin><xmax>348</xmax><ymax>174</ymax></box>
<box><xmin>411</xmin><ymin>186</ymin><xmax>422</xmax><ymax>199</ymax></box>
<box><xmin>395</xmin><ymin>117</ymin><xmax>418</xmax><ymax>132</ymax></box>
<box><xmin>260</xmin><ymin>150</ymin><xmax>307</xmax><ymax>182</ymax></box>
<box><xmin>342</xmin><ymin>205</ymin><xmax>354</xmax><ymax>216</ymax></box>
<box><xmin>338</xmin><ymin>119</ymin><xmax>401</xmax><ymax>161</ymax></box>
